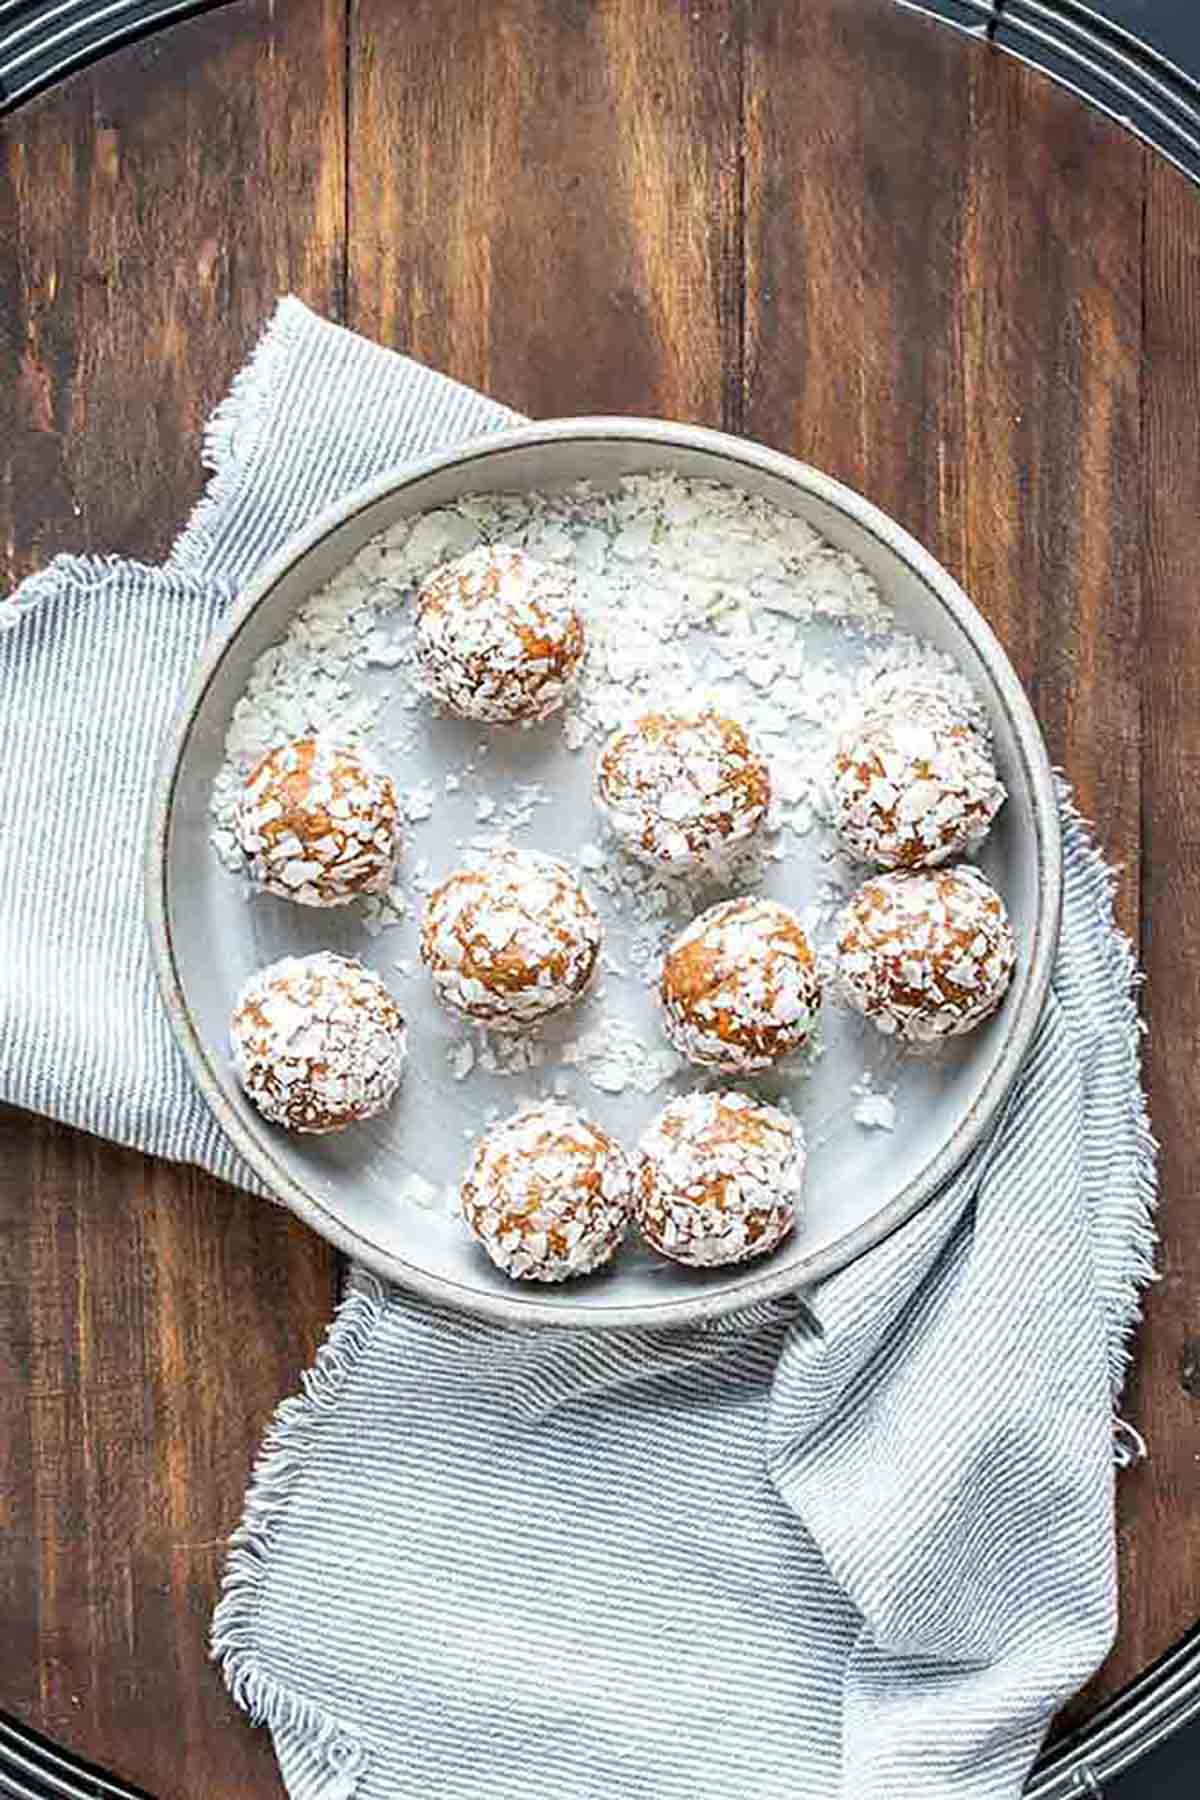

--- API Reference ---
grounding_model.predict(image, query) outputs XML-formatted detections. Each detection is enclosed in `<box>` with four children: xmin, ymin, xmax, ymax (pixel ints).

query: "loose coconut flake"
<box><xmin>208</xmin><ymin>471</ymin><xmax>1023</xmax><ymax>1209</ymax></box>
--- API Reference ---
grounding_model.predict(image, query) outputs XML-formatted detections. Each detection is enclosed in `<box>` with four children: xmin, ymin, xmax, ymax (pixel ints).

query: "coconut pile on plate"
<box><xmin>221</xmin><ymin>528</ymin><xmax>1015</xmax><ymax>1286</ymax></box>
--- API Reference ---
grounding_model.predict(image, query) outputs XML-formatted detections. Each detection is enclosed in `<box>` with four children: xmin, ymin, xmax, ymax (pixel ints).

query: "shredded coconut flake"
<box><xmin>209</xmin><ymin>471</ymin><xmax>1016</xmax><ymax>1222</ymax></box>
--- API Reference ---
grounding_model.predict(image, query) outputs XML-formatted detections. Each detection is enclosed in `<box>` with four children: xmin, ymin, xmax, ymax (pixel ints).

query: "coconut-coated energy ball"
<box><xmin>635</xmin><ymin>1091</ymin><xmax>804</xmax><ymax>1269</ymax></box>
<box><xmin>230</xmin><ymin>952</ymin><xmax>407</xmax><ymax>1133</ymax></box>
<box><xmin>235</xmin><ymin>735</ymin><xmax>400</xmax><ymax>907</ymax></box>
<box><xmin>594</xmin><ymin>708</ymin><xmax>772</xmax><ymax>872</ymax></box>
<box><xmin>420</xmin><ymin>846</ymin><xmax>601</xmax><ymax>1031</ymax></box>
<box><xmin>414</xmin><ymin>543</ymin><xmax>585</xmax><ymax>723</ymax></box>
<box><xmin>659</xmin><ymin>896</ymin><xmax>821</xmax><ymax>1073</ymax></box>
<box><xmin>830</xmin><ymin>677</ymin><xmax>1005</xmax><ymax>871</ymax></box>
<box><xmin>853</xmin><ymin>668</ymin><xmax>989</xmax><ymax>740</ymax></box>
<box><xmin>833</xmin><ymin>865</ymin><xmax>1016</xmax><ymax>1044</ymax></box>
<box><xmin>460</xmin><ymin>1102</ymin><xmax>633</xmax><ymax>1282</ymax></box>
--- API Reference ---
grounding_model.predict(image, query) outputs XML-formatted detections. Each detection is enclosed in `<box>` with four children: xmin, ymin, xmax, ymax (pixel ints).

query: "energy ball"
<box><xmin>830</xmin><ymin>677</ymin><xmax>1005</xmax><ymax>870</ymax></box>
<box><xmin>660</xmin><ymin>896</ymin><xmax>821</xmax><ymax>1073</ymax></box>
<box><xmin>460</xmin><ymin>1102</ymin><xmax>633</xmax><ymax>1283</ymax></box>
<box><xmin>594</xmin><ymin>708</ymin><xmax>772</xmax><ymax>872</ymax></box>
<box><xmin>235</xmin><ymin>735</ymin><xmax>400</xmax><ymax>907</ymax></box>
<box><xmin>414</xmin><ymin>543</ymin><xmax>585</xmax><ymax>723</ymax></box>
<box><xmin>230</xmin><ymin>952</ymin><xmax>406</xmax><ymax>1133</ymax></box>
<box><xmin>833</xmin><ymin>865</ymin><xmax>1016</xmax><ymax>1044</ymax></box>
<box><xmin>854</xmin><ymin>667</ymin><xmax>989</xmax><ymax>739</ymax></box>
<box><xmin>635</xmin><ymin>1090</ymin><xmax>804</xmax><ymax>1269</ymax></box>
<box><xmin>420</xmin><ymin>846</ymin><xmax>601</xmax><ymax>1031</ymax></box>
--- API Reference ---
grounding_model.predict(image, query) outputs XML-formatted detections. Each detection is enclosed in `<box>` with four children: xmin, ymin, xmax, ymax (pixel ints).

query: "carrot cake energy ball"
<box><xmin>235</xmin><ymin>736</ymin><xmax>400</xmax><ymax>906</ymax></box>
<box><xmin>460</xmin><ymin>1102</ymin><xmax>633</xmax><ymax>1282</ymax></box>
<box><xmin>230</xmin><ymin>952</ymin><xmax>406</xmax><ymax>1133</ymax></box>
<box><xmin>833</xmin><ymin>865</ymin><xmax>1016</xmax><ymax>1044</ymax></box>
<box><xmin>852</xmin><ymin>667</ymin><xmax>989</xmax><ymax>738</ymax></box>
<box><xmin>594</xmin><ymin>708</ymin><xmax>772</xmax><ymax>872</ymax></box>
<box><xmin>659</xmin><ymin>896</ymin><xmax>821</xmax><ymax>1073</ymax></box>
<box><xmin>420</xmin><ymin>846</ymin><xmax>601</xmax><ymax>1030</ymax></box>
<box><xmin>635</xmin><ymin>1091</ymin><xmax>804</xmax><ymax>1269</ymax></box>
<box><xmin>830</xmin><ymin>675</ymin><xmax>1005</xmax><ymax>870</ymax></box>
<box><xmin>414</xmin><ymin>543</ymin><xmax>585</xmax><ymax>723</ymax></box>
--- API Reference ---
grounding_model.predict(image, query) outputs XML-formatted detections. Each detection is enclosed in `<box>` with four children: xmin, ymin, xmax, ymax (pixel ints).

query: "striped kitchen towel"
<box><xmin>0</xmin><ymin>298</ymin><xmax>1156</xmax><ymax>1800</ymax></box>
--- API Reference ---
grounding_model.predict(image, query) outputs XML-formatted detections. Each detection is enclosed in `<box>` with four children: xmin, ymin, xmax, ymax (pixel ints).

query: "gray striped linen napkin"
<box><xmin>0</xmin><ymin>298</ymin><xmax>1156</xmax><ymax>1800</ymax></box>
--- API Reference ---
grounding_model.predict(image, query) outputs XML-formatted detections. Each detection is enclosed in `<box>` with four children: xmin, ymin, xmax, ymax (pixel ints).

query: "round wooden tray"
<box><xmin>1</xmin><ymin>2</ymin><xmax>1197</xmax><ymax>1794</ymax></box>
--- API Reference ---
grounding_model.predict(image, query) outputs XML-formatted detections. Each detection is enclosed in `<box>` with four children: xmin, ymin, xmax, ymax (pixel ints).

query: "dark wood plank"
<box><xmin>956</xmin><ymin>55</ymin><xmax>1144</xmax><ymax>939</ymax></box>
<box><xmin>744</xmin><ymin>4</ymin><xmax>1143</xmax><ymax>929</ymax></box>
<box><xmin>0</xmin><ymin>1109</ymin><xmax>330</xmax><ymax>1799</ymax></box>
<box><xmin>1109</xmin><ymin>146</ymin><xmax>1200</xmax><ymax>1693</ymax></box>
<box><xmin>347</xmin><ymin>0</ymin><xmax>740</xmax><ymax>422</ymax></box>
<box><xmin>745</xmin><ymin>0</ymin><xmax>1176</xmax><ymax>1717</ymax></box>
<box><xmin>0</xmin><ymin>2</ymin><xmax>346</xmax><ymax>1793</ymax></box>
<box><xmin>0</xmin><ymin>0</ymin><xmax>347</xmax><ymax>593</ymax></box>
<box><xmin>744</xmin><ymin>0</ymin><xmax>971</xmax><ymax>556</ymax></box>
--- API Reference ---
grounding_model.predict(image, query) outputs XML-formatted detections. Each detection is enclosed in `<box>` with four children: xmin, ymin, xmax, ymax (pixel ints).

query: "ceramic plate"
<box><xmin>146</xmin><ymin>420</ymin><xmax>1061</xmax><ymax>1328</ymax></box>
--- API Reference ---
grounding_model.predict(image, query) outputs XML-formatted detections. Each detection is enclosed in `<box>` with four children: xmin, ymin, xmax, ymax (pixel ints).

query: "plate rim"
<box><xmin>145</xmin><ymin>415</ymin><xmax>1063</xmax><ymax>1329</ymax></box>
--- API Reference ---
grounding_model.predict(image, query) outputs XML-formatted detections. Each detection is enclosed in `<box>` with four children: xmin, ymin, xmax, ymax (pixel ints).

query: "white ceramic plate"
<box><xmin>146</xmin><ymin>419</ymin><xmax>1061</xmax><ymax>1329</ymax></box>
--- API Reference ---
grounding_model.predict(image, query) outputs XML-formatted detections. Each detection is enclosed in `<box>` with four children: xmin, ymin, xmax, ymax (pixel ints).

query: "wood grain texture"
<box><xmin>0</xmin><ymin>1109</ymin><xmax>330</xmax><ymax>1799</ymax></box>
<box><xmin>0</xmin><ymin>0</ymin><xmax>346</xmax><ymax>593</ymax></box>
<box><xmin>743</xmin><ymin>0</ymin><xmax>971</xmax><ymax>549</ymax></box>
<box><xmin>1112</xmin><ymin>145</ymin><xmax>1200</xmax><ymax>1691</ymax></box>
<box><xmin>1</xmin><ymin>0</ymin><xmax>1199</xmax><ymax>1790</ymax></box>
<box><xmin>745</xmin><ymin>5</ymin><xmax>1157</xmax><ymax>1713</ymax></box>
<box><xmin>348</xmin><ymin>0</ymin><xmax>740</xmax><ymax>421</ymax></box>
<box><xmin>744</xmin><ymin>2</ymin><xmax>1143</xmax><ymax>928</ymax></box>
<box><xmin>0</xmin><ymin>3</ymin><xmax>345</xmax><ymax>1795</ymax></box>
<box><xmin>956</xmin><ymin>56</ymin><xmax>1144</xmax><ymax>935</ymax></box>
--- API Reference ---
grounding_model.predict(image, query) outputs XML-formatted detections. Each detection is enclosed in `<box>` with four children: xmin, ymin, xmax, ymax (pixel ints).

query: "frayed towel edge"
<box><xmin>211</xmin><ymin>1268</ymin><xmax>389</xmax><ymax>1797</ymax></box>
<box><xmin>168</xmin><ymin>294</ymin><xmax>315</xmax><ymax>582</ymax></box>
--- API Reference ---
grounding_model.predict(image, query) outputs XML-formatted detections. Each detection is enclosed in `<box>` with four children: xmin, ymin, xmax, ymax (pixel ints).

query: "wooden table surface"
<box><xmin>1</xmin><ymin>2</ymin><xmax>1198</xmax><ymax>1794</ymax></box>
